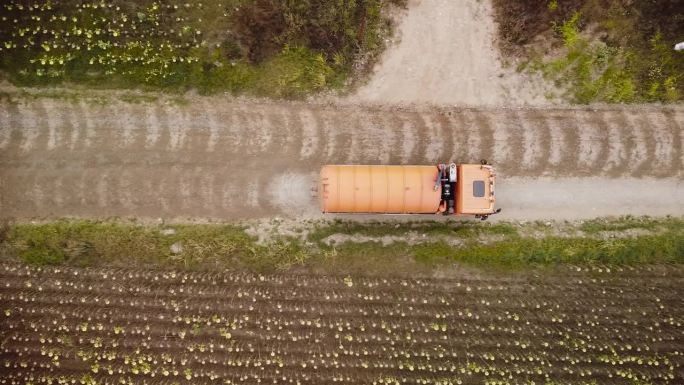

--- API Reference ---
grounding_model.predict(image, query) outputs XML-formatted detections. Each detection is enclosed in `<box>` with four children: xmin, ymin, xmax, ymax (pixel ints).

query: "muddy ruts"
<box><xmin>0</xmin><ymin>98</ymin><xmax>682</xmax><ymax>218</ymax></box>
<box><xmin>1</xmin><ymin>263</ymin><xmax>683</xmax><ymax>385</ymax></box>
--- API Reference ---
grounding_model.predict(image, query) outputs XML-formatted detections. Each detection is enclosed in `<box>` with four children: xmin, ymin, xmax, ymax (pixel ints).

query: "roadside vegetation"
<box><xmin>1</xmin><ymin>217</ymin><xmax>682</xmax><ymax>274</ymax></box>
<box><xmin>0</xmin><ymin>0</ymin><xmax>405</xmax><ymax>97</ymax></box>
<box><xmin>492</xmin><ymin>0</ymin><xmax>684</xmax><ymax>103</ymax></box>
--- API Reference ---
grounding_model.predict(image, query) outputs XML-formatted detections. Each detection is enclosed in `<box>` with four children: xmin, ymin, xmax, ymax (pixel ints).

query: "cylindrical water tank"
<box><xmin>320</xmin><ymin>165</ymin><xmax>441</xmax><ymax>214</ymax></box>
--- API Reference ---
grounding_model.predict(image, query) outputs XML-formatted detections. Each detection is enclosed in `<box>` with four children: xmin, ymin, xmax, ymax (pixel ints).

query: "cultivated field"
<box><xmin>1</xmin><ymin>262</ymin><xmax>682</xmax><ymax>385</ymax></box>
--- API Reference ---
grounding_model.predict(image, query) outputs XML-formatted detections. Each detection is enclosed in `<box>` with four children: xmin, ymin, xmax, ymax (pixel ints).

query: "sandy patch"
<box><xmin>352</xmin><ymin>0</ymin><xmax>548</xmax><ymax>106</ymax></box>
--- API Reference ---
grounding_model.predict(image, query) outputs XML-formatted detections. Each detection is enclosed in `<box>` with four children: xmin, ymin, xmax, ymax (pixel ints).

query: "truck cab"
<box><xmin>455</xmin><ymin>164</ymin><xmax>497</xmax><ymax>218</ymax></box>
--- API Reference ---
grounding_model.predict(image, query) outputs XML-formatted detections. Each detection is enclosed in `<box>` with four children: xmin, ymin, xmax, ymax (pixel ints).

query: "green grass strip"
<box><xmin>1</xmin><ymin>217</ymin><xmax>682</xmax><ymax>274</ymax></box>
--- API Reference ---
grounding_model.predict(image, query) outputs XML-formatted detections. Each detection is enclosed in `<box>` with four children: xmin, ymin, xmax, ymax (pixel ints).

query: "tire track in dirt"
<box><xmin>624</xmin><ymin>110</ymin><xmax>653</xmax><ymax>177</ymax></box>
<box><xmin>421</xmin><ymin>112</ymin><xmax>445</xmax><ymax>164</ymax></box>
<box><xmin>18</xmin><ymin>101</ymin><xmax>44</xmax><ymax>153</ymax></box>
<box><xmin>487</xmin><ymin>110</ymin><xmax>514</xmax><ymax>174</ymax></box>
<box><xmin>0</xmin><ymin>96</ymin><xmax>682</xmax><ymax>219</ymax></box>
<box><xmin>320</xmin><ymin>108</ymin><xmax>351</xmax><ymax>163</ymax></box>
<box><xmin>406</xmin><ymin>111</ymin><xmax>426</xmax><ymax>164</ymax></box>
<box><xmin>0</xmin><ymin>103</ymin><xmax>11</xmax><ymax>150</ymax></box>
<box><xmin>669</xmin><ymin>108</ymin><xmax>684</xmax><ymax>175</ymax></box>
<box><xmin>434</xmin><ymin>112</ymin><xmax>453</xmax><ymax>164</ymax></box>
<box><xmin>574</xmin><ymin>110</ymin><xmax>608</xmax><ymax>177</ymax></box>
<box><xmin>448</xmin><ymin>110</ymin><xmax>470</xmax><ymax>163</ymax></box>
<box><xmin>499</xmin><ymin>109</ymin><xmax>527</xmax><ymax>176</ymax></box>
<box><xmin>60</xmin><ymin>102</ymin><xmax>78</xmax><ymax>152</ymax></box>
<box><xmin>647</xmin><ymin>109</ymin><xmax>680</xmax><ymax>178</ymax></box>
<box><xmin>558</xmin><ymin>111</ymin><xmax>583</xmax><ymax>176</ymax></box>
<box><xmin>472</xmin><ymin>111</ymin><xmax>495</xmax><ymax>166</ymax></box>
<box><xmin>202</xmin><ymin>100</ymin><xmax>222</xmax><ymax>153</ymax></box>
<box><xmin>0</xmin><ymin>102</ymin><xmax>20</xmax><ymax>153</ymax></box>
<box><xmin>353</xmin><ymin>109</ymin><xmax>390</xmax><ymax>165</ymax></box>
<box><xmin>384</xmin><ymin>112</ymin><xmax>406</xmax><ymax>165</ymax></box>
<box><xmin>298</xmin><ymin>108</ymin><xmax>320</xmax><ymax>160</ymax></box>
<box><xmin>544</xmin><ymin>113</ymin><xmax>568</xmax><ymax>174</ymax></box>
<box><xmin>278</xmin><ymin>104</ymin><xmax>304</xmax><ymax>159</ymax></box>
<box><xmin>43</xmin><ymin>100</ymin><xmax>61</xmax><ymax>150</ymax></box>
<box><xmin>462</xmin><ymin>110</ymin><xmax>483</xmax><ymax>163</ymax></box>
<box><xmin>520</xmin><ymin>109</ymin><xmax>552</xmax><ymax>176</ymax></box>
<box><xmin>602</xmin><ymin>110</ymin><xmax>633</xmax><ymax>177</ymax></box>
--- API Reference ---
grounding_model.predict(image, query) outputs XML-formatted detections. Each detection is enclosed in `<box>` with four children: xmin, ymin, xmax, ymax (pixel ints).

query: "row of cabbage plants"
<box><xmin>1</xmin><ymin>263</ymin><xmax>681</xmax><ymax>384</ymax></box>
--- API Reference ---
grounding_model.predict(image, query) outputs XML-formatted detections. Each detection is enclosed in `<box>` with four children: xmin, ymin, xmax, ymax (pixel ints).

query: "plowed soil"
<box><xmin>1</xmin><ymin>262</ymin><xmax>682</xmax><ymax>385</ymax></box>
<box><xmin>0</xmin><ymin>91</ymin><xmax>682</xmax><ymax>221</ymax></box>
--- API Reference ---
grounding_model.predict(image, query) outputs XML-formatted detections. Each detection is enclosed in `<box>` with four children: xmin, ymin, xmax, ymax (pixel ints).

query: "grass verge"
<box><xmin>0</xmin><ymin>220</ymin><xmax>309</xmax><ymax>272</ymax></box>
<box><xmin>1</xmin><ymin>217</ymin><xmax>682</xmax><ymax>274</ymax></box>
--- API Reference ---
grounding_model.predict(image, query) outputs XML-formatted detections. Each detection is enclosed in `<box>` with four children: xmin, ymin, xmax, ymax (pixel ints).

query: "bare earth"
<box><xmin>1</xmin><ymin>90</ymin><xmax>682</xmax><ymax>221</ymax></box>
<box><xmin>352</xmin><ymin>0</ymin><xmax>548</xmax><ymax>106</ymax></box>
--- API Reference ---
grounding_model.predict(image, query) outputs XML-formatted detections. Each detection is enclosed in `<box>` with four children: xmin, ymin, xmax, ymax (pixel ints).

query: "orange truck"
<box><xmin>319</xmin><ymin>162</ymin><xmax>500</xmax><ymax>220</ymax></box>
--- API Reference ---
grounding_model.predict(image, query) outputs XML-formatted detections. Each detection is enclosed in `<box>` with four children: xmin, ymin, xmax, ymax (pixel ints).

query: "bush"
<box><xmin>21</xmin><ymin>247</ymin><xmax>65</xmax><ymax>266</ymax></box>
<box><xmin>253</xmin><ymin>45</ymin><xmax>335</xmax><ymax>98</ymax></box>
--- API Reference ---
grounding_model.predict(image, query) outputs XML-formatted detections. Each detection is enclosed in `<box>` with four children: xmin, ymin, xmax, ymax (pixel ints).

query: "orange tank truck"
<box><xmin>319</xmin><ymin>162</ymin><xmax>501</xmax><ymax>220</ymax></box>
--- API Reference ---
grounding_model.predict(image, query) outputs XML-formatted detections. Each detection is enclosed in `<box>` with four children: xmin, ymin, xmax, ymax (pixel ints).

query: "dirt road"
<box><xmin>0</xmin><ymin>92</ymin><xmax>682</xmax><ymax>221</ymax></box>
<box><xmin>353</xmin><ymin>0</ymin><xmax>547</xmax><ymax>106</ymax></box>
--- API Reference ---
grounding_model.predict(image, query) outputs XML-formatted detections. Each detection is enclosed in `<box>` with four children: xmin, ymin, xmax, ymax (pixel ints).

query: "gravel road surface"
<box><xmin>1</xmin><ymin>94</ymin><xmax>682</xmax><ymax>221</ymax></box>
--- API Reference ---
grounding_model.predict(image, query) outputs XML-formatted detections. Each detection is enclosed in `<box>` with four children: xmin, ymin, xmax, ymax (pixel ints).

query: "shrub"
<box><xmin>21</xmin><ymin>247</ymin><xmax>65</xmax><ymax>266</ymax></box>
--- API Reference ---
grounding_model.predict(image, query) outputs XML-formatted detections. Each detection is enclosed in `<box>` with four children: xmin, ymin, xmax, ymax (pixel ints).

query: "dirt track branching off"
<box><xmin>1</xmin><ymin>217</ymin><xmax>682</xmax><ymax>274</ymax></box>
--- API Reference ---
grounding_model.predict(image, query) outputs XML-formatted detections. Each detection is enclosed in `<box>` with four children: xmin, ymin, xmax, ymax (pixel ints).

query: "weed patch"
<box><xmin>308</xmin><ymin>219</ymin><xmax>518</xmax><ymax>243</ymax></box>
<box><xmin>579</xmin><ymin>216</ymin><xmax>683</xmax><ymax>234</ymax></box>
<box><xmin>448</xmin><ymin>234</ymin><xmax>684</xmax><ymax>267</ymax></box>
<box><xmin>493</xmin><ymin>0</ymin><xmax>684</xmax><ymax>103</ymax></box>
